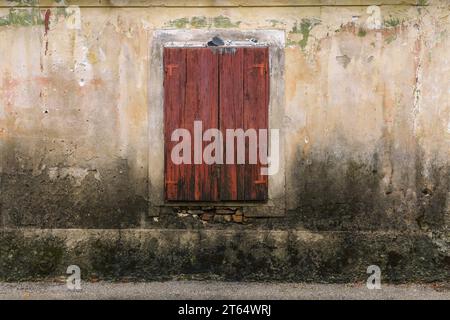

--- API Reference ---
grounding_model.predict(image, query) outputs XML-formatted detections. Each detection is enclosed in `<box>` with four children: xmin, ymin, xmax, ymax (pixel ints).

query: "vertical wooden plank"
<box><xmin>243</xmin><ymin>47</ymin><xmax>269</xmax><ymax>201</ymax></box>
<box><xmin>185</xmin><ymin>48</ymin><xmax>219</xmax><ymax>201</ymax></box>
<box><xmin>164</xmin><ymin>48</ymin><xmax>186</xmax><ymax>201</ymax></box>
<box><xmin>219</xmin><ymin>48</ymin><xmax>245</xmax><ymax>201</ymax></box>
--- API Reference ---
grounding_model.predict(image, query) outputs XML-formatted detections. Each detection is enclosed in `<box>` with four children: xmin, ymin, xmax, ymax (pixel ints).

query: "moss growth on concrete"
<box><xmin>190</xmin><ymin>16</ymin><xmax>208</xmax><ymax>28</ymax></box>
<box><xmin>6</xmin><ymin>0</ymin><xmax>39</xmax><ymax>5</ymax></box>
<box><xmin>289</xmin><ymin>18</ymin><xmax>320</xmax><ymax>49</ymax></box>
<box><xmin>213</xmin><ymin>15</ymin><xmax>240</xmax><ymax>28</ymax></box>
<box><xmin>0</xmin><ymin>8</ymin><xmax>44</xmax><ymax>26</ymax></box>
<box><xmin>0</xmin><ymin>230</ymin><xmax>448</xmax><ymax>282</ymax></box>
<box><xmin>0</xmin><ymin>232</ymin><xmax>65</xmax><ymax>281</ymax></box>
<box><xmin>0</xmin><ymin>2</ymin><xmax>71</xmax><ymax>27</ymax></box>
<box><xmin>357</xmin><ymin>28</ymin><xmax>367</xmax><ymax>37</ymax></box>
<box><xmin>384</xmin><ymin>17</ymin><xmax>401</xmax><ymax>28</ymax></box>
<box><xmin>165</xmin><ymin>16</ymin><xmax>240</xmax><ymax>29</ymax></box>
<box><xmin>167</xmin><ymin>17</ymin><xmax>189</xmax><ymax>29</ymax></box>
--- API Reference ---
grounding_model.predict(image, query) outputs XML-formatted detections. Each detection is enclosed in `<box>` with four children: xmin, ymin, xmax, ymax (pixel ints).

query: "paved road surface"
<box><xmin>0</xmin><ymin>281</ymin><xmax>449</xmax><ymax>300</ymax></box>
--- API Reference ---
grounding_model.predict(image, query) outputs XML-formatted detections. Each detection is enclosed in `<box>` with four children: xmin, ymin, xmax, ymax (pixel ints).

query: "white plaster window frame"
<box><xmin>148</xmin><ymin>29</ymin><xmax>285</xmax><ymax>217</ymax></box>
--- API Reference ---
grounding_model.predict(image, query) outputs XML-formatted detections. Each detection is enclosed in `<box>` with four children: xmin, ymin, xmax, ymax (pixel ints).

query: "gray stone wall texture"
<box><xmin>0</xmin><ymin>0</ymin><xmax>449</xmax><ymax>282</ymax></box>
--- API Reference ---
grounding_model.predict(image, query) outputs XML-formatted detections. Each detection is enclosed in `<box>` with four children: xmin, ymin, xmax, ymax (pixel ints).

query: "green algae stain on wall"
<box><xmin>213</xmin><ymin>15</ymin><xmax>240</xmax><ymax>28</ymax></box>
<box><xmin>357</xmin><ymin>28</ymin><xmax>367</xmax><ymax>37</ymax></box>
<box><xmin>0</xmin><ymin>0</ymin><xmax>50</xmax><ymax>27</ymax></box>
<box><xmin>287</xmin><ymin>18</ymin><xmax>320</xmax><ymax>50</ymax></box>
<box><xmin>384</xmin><ymin>16</ymin><xmax>401</xmax><ymax>28</ymax></box>
<box><xmin>0</xmin><ymin>6</ymin><xmax>72</xmax><ymax>28</ymax></box>
<box><xmin>0</xmin><ymin>8</ymin><xmax>44</xmax><ymax>26</ymax></box>
<box><xmin>168</xmin><ymin>17</ymin><xmax>189</xmax><ymax>28</ymax></box>
<box><xmin>165</xmin><ymin>15</ymin><xmax>241</xmax><ymax>29</ymax></box>
<box><xmin>190</xmin><ymin>16</ymin><xmax>208</xmax><ymax>28</ymax></box>
<box><xmin>266</xmin><ymin>19</ymin><xmax>285</xmax><ymax>28</ymax></box>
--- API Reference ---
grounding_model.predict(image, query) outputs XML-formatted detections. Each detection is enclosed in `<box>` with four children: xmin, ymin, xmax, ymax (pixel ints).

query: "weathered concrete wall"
<box><xmin>0</xmin><ymin>0</ymin><xmax>448</xmax><ymax>281</ymax></box>
<box><xmin>1</xmin><ymin>228</ymin><xmax>448</xmax><ymax>282</ymax></box>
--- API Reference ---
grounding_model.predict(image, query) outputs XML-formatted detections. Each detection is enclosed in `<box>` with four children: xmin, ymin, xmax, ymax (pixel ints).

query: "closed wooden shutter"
<box><xmin>164</xmin><ymin>47</ymin><xmax>269</xmax><ymax>202</ymax></box>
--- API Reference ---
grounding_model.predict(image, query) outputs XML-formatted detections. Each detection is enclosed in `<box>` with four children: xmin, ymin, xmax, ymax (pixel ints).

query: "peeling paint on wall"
<box><xmin>48</xmin><ymin>167</ymin><xmax>93</xmax><ymax>186</ymax></box>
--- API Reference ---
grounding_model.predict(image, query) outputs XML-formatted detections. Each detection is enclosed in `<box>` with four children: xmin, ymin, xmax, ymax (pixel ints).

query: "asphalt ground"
<box><xmin>0</xmin><ymin>281</ymin><xmax>448</xmax><ymax>300</ymax></box>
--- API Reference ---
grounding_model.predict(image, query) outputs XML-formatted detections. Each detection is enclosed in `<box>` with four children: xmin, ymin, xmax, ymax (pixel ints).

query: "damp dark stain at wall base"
<box><xmin>0</xmin><ymin>229</ymin><xmax>448</xmax><ymax>282</ymax></box>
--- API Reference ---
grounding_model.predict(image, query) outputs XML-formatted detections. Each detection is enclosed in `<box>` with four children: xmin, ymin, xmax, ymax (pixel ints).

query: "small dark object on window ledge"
<box><xmin>207</xmin><ymin>36</ymin><xmax>225</xmax><ymax>46</ymax></box>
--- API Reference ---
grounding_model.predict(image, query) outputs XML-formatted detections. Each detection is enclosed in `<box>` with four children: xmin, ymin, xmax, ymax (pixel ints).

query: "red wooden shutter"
<box><xmin>186</xmin><ymin>48</ymin><xmax>219</xmax><ymax>201</ymax></box>
<box><xmin>219</xmin><ymin>48</ymin><xmax>245</xmax><ymax>200</ymax></box>
<box><xmin>219</xmin><ymin>47</ymin><xmax>269</xmax><ymax>201</ymax></box>
<box><xmin>242</xmin><ymin>47</ymin><xmax>269</xmax><ymax>201</ymax></box>
<box><xmin>164</xmin><ymin>48</ymin><xmax>186</xmax><ymax>201</ymax></box>
<box><xmin>164</xmin><ymin>47</ymin><xmax>268</xmax><ymax>202</ymax></box>
<box><xmin>164</xmin><ymin>47</ymin><xmax>219</xmax><ymax>201</ymax></box>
